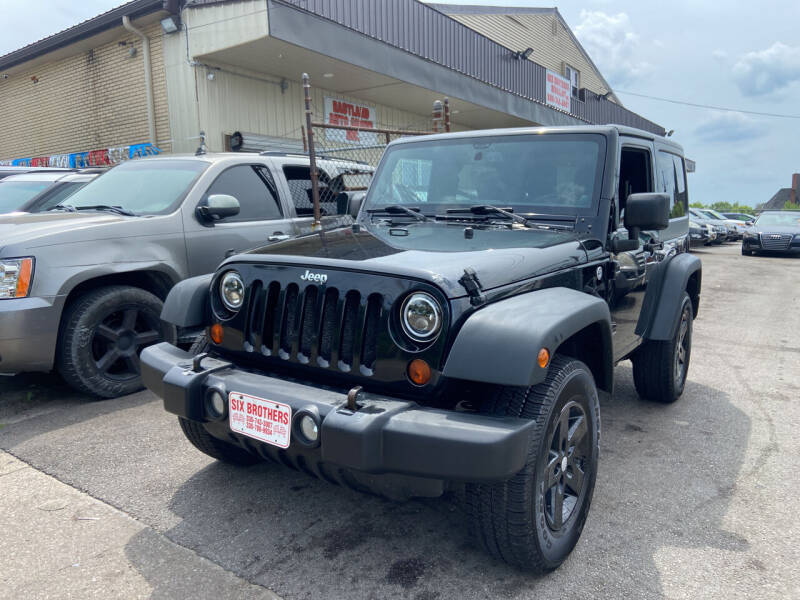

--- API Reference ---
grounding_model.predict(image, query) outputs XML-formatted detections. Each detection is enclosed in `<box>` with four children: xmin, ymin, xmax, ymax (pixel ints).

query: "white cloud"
<box><xmin>732</xmin><ymin>42</ymin><xmax>800</xmax><ymax>96</ymax></box>
<box><xmin>574</xmin><ymin>10</ymin><xmax>651</xmax><ymax>86</ymax></box>
<box><xmin>694</xmin><ymin>112</ymin><xmax>765</xmax><ymax>143</ymax></box>
<box><xmin>712</xmin><ymin>49</ymin><xmax>728</xmax><ymax>61</ymax></box>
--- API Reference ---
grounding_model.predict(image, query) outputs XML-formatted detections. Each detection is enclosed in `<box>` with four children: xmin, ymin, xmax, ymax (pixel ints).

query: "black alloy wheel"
<box><xmin>543</xmin><ymin>401</ymin><xmax>590</xmax><ymax>531</ymax></box>
<box><xmin>58</xmin><ymin>285</ymin><xmax>175</xmax><ymax>398</ymax></box>
<box><xmin>92</xmin><ymin>307</ymin><xmax>162</xmax><ymax>380</ymax></box>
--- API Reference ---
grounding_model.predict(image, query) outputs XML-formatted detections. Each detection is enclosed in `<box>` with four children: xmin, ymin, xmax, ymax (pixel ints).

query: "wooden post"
<box><xmin>302</xmin><ymin>73</ymin><xmax>322</xmax><ymax>229</ymax></box>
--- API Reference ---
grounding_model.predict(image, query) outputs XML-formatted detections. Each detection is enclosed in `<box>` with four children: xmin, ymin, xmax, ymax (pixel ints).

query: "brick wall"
<box><xmin>0</xmin><ymin>22</ymin><xmax>171</xmax><ymax>161</ymax></box>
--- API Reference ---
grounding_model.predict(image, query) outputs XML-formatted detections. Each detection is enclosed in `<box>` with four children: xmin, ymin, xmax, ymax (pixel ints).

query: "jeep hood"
<box><xmin>228</xmin><ymin>224</ymin><xmax>590</xmax><ymax>298</ymax></box>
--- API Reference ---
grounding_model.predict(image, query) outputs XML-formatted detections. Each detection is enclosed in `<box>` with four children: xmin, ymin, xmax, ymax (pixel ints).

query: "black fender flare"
<box><xmin>160</xmin><ymin>274</ymin><xmax>212</xmax><ymax>327</ymax></box>
<box><xmin>636</xmin><ymin>253</ymin><xmax>702</xmax><ymax>341</ymax></box>
<box><xmin>442</xmin><ymin>287</ymin><xmax>613</xmax><ymax>389</ymax></box>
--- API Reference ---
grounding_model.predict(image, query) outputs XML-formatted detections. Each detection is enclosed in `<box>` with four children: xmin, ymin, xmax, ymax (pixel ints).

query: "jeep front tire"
<box><xmin>466</xmin><ymin>355</ymin><xmax>600</xmax><ymax>572</ymax></box>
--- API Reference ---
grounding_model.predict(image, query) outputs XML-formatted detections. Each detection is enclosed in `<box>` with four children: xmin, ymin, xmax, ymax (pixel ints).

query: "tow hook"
<box><xmin>343</xmin><ymin>385</ymin><xmax>363</xmax><ymax>413</ymax></box>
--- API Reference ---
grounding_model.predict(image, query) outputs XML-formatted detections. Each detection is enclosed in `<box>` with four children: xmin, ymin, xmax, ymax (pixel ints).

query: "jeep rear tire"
<box><xmin>57</xmin><ymin>286</ymin><xmax>175</xmax><ymax>399</ymax></box>
<box><xmin>178</xmin><ymin>417</ymin><xmax>260</xmax><ymax>465</ymax></box>
<box><xmin>466</xmin><ymin>355</ymin><xmax>600</xmax><ymax>572</ymax></box>
<box><xmin>632</xmin><ymin>291</ymin><xmax>693</xmax><ymax>403</ymax></box>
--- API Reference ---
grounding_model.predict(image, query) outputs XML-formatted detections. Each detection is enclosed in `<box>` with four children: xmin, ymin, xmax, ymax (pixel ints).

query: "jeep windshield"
<box><xmin>365</xmin><ymin>133</ymin><xmax>607</xmax><ymax>224</ymax></box>
<box><xmin>58</xmin><ymin>159</ymin><xmax>209</xmax><ymax>216</ymax></box>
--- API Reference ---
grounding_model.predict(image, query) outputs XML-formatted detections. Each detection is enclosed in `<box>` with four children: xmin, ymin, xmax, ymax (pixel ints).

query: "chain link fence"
<box><xmin>301</xmin><ymin>73</ymin><xmax>451</xmax><ymax>224</ymax></box>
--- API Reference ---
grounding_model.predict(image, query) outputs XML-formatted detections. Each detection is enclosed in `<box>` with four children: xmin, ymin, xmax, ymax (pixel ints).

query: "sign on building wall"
<box><xmin>0</xmin><ymin>143</ymin><xmax>160</xmax><ymax>168</ymax></box>
<box><xmin>545</xmin><ymin>70</ymin><xmax>571</xmax><ymax>113</ymax></box>
<box><xmin>323</xmin><ymin>97</ymin><xmax>378</xmax><ymax>145</ymax></box>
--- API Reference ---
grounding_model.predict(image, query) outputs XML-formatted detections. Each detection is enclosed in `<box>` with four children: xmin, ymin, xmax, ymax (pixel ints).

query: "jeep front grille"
<box><xmin>242</xmin><ymin>280</ymin><xmax>384</xmax><ymax>376</ymax></box>
<box><xmin>760</xmin><ymin>233</ymin><xmax>792</xmax><ymax>251</ymax></box>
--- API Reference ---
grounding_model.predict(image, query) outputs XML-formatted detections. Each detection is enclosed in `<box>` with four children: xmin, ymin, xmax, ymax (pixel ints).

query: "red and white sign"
<box><xmin>545</xmin><ymin>70</ymin><xmax>571</xmax><ymax>113</ymax></box>
<box><xmin>324</xmin><ymin>97</ymin><xmax>378</xmax><ymax>145</ymax></box>
<box><xmin>229</xmin><ymin>392</ymin><xmax>291</xmax><ymax>449</ymax></box>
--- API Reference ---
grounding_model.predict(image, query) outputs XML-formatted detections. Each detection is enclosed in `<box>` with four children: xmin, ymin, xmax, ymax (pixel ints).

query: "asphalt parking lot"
<box><xmin>1</xmin><ymin>243</ymin><xmax>799</xmax><ymax>600</ymax></box>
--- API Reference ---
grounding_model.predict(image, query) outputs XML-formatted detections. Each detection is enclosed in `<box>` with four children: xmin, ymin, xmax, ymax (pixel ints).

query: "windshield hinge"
<box><xmin>459</xmin><ymin>268</ymin><xmax>485</xmax><ymax>306</ymax></box>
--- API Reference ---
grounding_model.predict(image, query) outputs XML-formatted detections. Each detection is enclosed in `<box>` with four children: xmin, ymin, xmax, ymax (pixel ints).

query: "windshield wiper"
<box><xmin>47</xmin><ymin>204</ymin><xmax>77</xmax><ymax>212</ymax></box>
<box><xmin>73</xmin><ymin>205</ymin><xmax>137</xmax><ymax>217</ymax></box>
<box><xmin>444</xmin><ymin>205</ymin><xmax>576</xmax><ymax>230</ymax></box>
<box><xmin>366</xmin><ymin>205</ymin><xmax>431</xmax><ymax>222</ymax></box>
<box><xmin>445</xmin><ymin>205</ymin><xmax>534</xmax><ymax>228</ymax></box>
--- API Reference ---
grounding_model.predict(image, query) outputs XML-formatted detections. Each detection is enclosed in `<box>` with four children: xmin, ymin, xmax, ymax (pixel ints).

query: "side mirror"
<box><xmin>196</xmin><ymin>194</ymin><xmax>240</xmax><ymax>222</ymax></box>
<box><xmin>624</xmin><ymin>193</ymin><xmax>670</xmax><ymax>232</ymax></box>
<box><xmin>337</xmin><ymin>191</ymin><xmax>365</xmax><ymax>218</ymax></box>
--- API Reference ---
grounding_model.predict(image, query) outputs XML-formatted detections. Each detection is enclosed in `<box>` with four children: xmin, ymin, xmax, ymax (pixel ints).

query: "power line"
<box><xmin>615</xmin><ymin>89</ymin><xmax>800</xmax><ymax>120</ymax></box>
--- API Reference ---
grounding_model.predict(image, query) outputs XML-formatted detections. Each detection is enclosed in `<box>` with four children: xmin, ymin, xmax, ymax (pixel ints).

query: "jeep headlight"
<box><xmin>401</xmin><ymin>292</ymin><xmax>442</xmax><ymax>341</ymax></box>
<box><xmin>0</xmin><ymin>257</ymin><xmax>34</xmax><ymax>299</ymax></box>
<box><xmin>219</xmin><ymin>271</ymin><xmax>245</xmax><ymax>311</ymax></box>
<box><xmin>743</xmin><ymin>230</ymin><xmax>758</xmax><ymax>240</ymax></box>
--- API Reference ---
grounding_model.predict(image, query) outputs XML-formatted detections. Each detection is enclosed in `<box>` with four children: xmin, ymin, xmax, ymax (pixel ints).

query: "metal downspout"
<box><xmin>122</xmin><ymin>15</ymin><xmax>156</xmax><ymax>146</ymax></box>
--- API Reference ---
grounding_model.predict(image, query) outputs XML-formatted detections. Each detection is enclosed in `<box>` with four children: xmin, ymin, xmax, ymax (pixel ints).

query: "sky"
<box><xmin>2</xmin><ymin>1</ymin><xmax>799</xmax><ymax>207</ymax></box>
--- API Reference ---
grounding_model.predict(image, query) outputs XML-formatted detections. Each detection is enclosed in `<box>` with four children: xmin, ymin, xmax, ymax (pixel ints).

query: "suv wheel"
<box><xmin>632</xmin><ymin>291</ymin><xmax>693</xmax><ymax>403</ymax></box>
<box><xmin>57</xmin><ymin>286</ymin><xmax>175</xmax><ymax>399</ymax></box>
<box><xmin>466</xmin><ymin>355</ymin><xmax>600</xmax><ymax>572</ymax></box>
<box><xmin>741</xmin><ymin>247</ymin><xmax>753</xmax><ymax>256</ymax></box>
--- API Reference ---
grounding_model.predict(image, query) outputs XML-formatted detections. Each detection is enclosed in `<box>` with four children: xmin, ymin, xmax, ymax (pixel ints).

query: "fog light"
<box><xmin>299</xmin><ymin>415</ymin><xmax>319</xmax><ymax>442</ymax></box>
<box><xmin>208</xmin><ymin>390</ymin><xmax>225</xmax><ymax>418</ymax></box>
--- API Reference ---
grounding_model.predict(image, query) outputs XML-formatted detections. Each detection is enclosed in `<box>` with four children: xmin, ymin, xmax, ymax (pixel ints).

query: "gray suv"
<box><xmin>0</xmin><ymin>152</ymin><xmax>370</xmax><ymax>397</ymax></box>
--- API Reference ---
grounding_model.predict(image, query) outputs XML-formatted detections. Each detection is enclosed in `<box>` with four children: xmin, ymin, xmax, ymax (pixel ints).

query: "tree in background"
<box><xmin>690</xmin><ymin>201</ymin><xmax>758</xmax><ymax>214</ymax></box>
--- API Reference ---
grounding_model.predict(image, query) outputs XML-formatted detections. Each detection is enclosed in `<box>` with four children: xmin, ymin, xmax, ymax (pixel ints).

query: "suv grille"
<box><xmin>760</xmin><ymin>233</ymin><xmax>792</xmax><ymax>250</ymax></box>
<box><xmin>242</xmin><ymin>280</ymin><xmax>384</xmax><ymax>376</ymax></box>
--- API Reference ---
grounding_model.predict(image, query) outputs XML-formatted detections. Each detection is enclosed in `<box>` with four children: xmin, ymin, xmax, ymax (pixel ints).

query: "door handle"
<box><xmin>268</xmin><ymin>233</ymin><xmax>291</xmax><ymax>242</ymax></box>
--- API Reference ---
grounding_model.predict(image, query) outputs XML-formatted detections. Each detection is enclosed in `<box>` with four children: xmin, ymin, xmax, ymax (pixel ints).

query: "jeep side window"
<box><xmin>618</xmin><ymin>147</ymin><xmax>652</xmax><ymax>222</ymax></box>
<box><xmin>656</xmin><ymin>150</ymin><xmax>687</xmax><ymax>218</ymax></box>
<box><xmin>203</xmin><ymin>165</ymin><xmax>283</xmax><ymax>222</ymax></box>
<box><xmin>283</xmin><ymin>166</ymin><xmax>336</xmax><ymax>216</ymax></box>
<box><xmin>672</xmin><ymin>154</ymin><xmax>688</xmax><ymax>217</ymax></box>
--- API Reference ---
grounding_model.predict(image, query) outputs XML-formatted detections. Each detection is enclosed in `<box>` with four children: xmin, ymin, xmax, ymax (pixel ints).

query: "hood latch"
<box><xmin>459</xmin><ymin>267</ymin><xmax>485</xmax><ymax>306</ymax></box>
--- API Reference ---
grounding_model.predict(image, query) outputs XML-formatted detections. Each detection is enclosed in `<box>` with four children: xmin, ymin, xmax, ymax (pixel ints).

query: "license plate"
<box><xmin>228</xmin><ymin>392</ymin><xmax>291</xmax><ymax>449</ymax></box>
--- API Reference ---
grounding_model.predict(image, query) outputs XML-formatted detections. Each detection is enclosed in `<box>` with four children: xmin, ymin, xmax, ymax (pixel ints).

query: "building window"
<box><xmin>564</xmin><ymin>64</ymin><xmax>580</xmax><ymax>98</ymax></box>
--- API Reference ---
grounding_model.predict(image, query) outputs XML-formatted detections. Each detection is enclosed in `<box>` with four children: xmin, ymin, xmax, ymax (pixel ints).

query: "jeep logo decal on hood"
<box><xmin>300</xmin><ymin>269</ymin><xmax>328</xmax><ymax>283</ymax></box>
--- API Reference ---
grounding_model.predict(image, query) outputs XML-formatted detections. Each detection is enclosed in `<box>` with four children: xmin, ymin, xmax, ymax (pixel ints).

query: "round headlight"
<box><xmin>401</xmin><ymin>292</ymin><xmax>442</xmax><ymax>342</ymax></box>
<box><xmin>220</xmin><ymin>271</ymin><xmax>244</xmax><ymax>311</ymax></box>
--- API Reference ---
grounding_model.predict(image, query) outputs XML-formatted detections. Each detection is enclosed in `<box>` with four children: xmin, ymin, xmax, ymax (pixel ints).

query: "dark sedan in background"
<box><xmin>742</xmin><ymin>210</ymin><xmax>800</xmax><ymax>256</ymax></box>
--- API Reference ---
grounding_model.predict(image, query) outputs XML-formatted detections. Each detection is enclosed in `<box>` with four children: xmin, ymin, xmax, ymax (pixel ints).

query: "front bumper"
<box><xmin>0</xmin><ymin>296</ymin><xmax>63</xmax><ymax>373</ymax></box>
<box><xmin>742</xmin><ymin>237</ymin><xmax>800</xmax><ymax>254</ymax></box>
<box><xmin>141</xmin><ymin>342</ymin><xmax>535</xmax><ymax>483</ymax></box>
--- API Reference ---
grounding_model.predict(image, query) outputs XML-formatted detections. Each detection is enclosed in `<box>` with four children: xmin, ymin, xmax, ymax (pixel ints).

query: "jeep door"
<box><xmin>182</xmin><ymin>162</ymin><xmax>297</xmax><ymax>276</ymax></box>
<box><xmin>610</xmin><ymin>138</ymin><xmax>656</xmax><ymax>360</ymax></box>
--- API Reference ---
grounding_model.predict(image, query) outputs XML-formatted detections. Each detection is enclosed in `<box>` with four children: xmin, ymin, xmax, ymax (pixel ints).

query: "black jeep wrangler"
<box><xmin>142</xmin><ymin>125</ymin><xmax>700</xmax><ymax>572</ymax></box>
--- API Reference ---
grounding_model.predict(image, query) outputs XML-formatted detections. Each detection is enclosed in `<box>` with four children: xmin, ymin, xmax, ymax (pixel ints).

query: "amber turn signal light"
<box><xmin>407</xmin><ymin>359</ymin><xmax>432</xmax><ymax>386</ymax></box>
<box><xmin>15</xmin><ymin>258</ymin><xmax>33</xmax><ymax>298</ymax></box>
<box><xmin>210</xmin><ymin>323</ymin><xmax>224</xmax><ymax>344</ymax></box>
<box><xmin>538</xmin><ymin>348</ymin><xmax>550</xmax><ymax>369</ymax></box>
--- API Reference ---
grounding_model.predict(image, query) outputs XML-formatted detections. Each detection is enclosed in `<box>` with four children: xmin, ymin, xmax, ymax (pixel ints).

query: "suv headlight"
<box><xmin>401</xmin><ymin>292</ymin><xmax>442</xmax><ymax>341</ymax></box>
<box><xmin>219</xmin><ymin>271</ymin><xmax>245</xmax><ymax>311</ymax></box>
<box><xmin>743</xmin><ymin>230</ymin><xmax>758</xmax><ymax>240</ymax></box>
<box><xmin>0</xmin><ymin>258</ymin><xmax>34</xmax><ymax>299</ymax></box>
